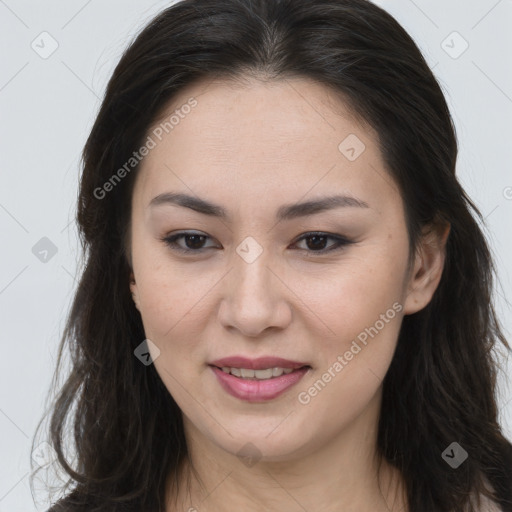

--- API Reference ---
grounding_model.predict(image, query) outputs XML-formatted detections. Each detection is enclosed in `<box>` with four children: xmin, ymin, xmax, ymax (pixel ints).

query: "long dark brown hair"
<box><xmin>31</xmin><ymin>0</ymin><xmax>512</xmax><ymax>511</ymax></box>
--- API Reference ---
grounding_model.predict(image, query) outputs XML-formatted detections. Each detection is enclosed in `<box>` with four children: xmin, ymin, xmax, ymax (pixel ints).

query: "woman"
<box><xmin>32</xmin><ymin>0</ymin><xmax>512</xmax><ymax>510</ymax></box>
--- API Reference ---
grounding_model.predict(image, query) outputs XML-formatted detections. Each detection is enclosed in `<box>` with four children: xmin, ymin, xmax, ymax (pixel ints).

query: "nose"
<box><xmin>217</xmin><ymin>252</ymin><xmax>292</xmax><ymax>338</ymax></box>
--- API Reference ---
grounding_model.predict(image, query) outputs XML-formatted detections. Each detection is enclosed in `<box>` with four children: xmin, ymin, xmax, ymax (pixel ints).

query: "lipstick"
<box><xmin>209</xmin><ymin>356</ymin><xmax>310</xmax><ymax>402</ymax></box>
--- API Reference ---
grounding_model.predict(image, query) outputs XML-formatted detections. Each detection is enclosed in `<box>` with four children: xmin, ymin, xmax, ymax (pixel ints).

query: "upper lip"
<box><xmin>209</xmin><ymin>356</ymin><xmax>310</xmax><ymax>370</ymax></box>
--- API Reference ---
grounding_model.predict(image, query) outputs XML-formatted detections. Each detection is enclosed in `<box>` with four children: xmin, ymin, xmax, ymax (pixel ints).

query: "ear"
<box><xmin>403</xmin><ymin>221</ymin><xmax>450</xmax><ymax>315</ymax></box>
<box><xmin>130</xmin><ymin>272</ymin><xmax>140</xmax><ymax>311</ymax></box>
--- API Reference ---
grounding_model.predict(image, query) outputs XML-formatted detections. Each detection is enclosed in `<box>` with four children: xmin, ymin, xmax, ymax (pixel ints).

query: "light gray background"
<box><xmin>0</xmin><ymin>0</ymin><xmax>511</xmax><ymax>510</ymax></box>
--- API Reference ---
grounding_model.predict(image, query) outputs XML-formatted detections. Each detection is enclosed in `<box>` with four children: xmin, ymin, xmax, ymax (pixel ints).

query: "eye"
<box><xmin>161</xmin><ymin>231</ymin><xmax>218</xmax><ymax>253</ymax></box>
<box><xmin>292</xmin><ymin>232</ymin><xmax>355</xmax><ymax>254</ymax></box>
<box><xmin>160</xmin><ymin>231</ymin><xmax>354</xmax><ymax>255</ymax></box>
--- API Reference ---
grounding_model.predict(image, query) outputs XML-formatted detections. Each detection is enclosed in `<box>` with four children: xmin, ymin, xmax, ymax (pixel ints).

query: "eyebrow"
<box><xmin>149</xmin><ymin>192</ymin><xmax>369</xmax><ymax>221</ymax></box>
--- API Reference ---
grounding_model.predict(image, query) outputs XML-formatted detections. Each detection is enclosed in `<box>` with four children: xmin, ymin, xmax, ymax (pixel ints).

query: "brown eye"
<box><xmin>161</xmin><ymin>231</ymin><xmax>354</xmax><ymax>256</ymax></box>
<box><xmin>161</xmin><ymin>232</ymin><xmax>217</xmax><ymax>253</ymax></box>
<box><xmin>293</xmin><ymin>232</ymin><xmax>354</xmax><ymax>254</ymax></box>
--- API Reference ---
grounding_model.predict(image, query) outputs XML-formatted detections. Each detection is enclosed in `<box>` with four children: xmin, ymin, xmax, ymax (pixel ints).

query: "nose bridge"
<box><xmin>231</xmin><ymin>242</ymin><xmax>274</xmax><ymax>303</ymax></box>
<box><xmin>218</xmin><ymin>239</ymin><xmax>290</xmax><ymax>336</ymax></box>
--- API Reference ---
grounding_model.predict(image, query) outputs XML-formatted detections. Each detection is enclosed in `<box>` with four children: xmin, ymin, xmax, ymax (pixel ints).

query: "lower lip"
<box><xmin>210</xmin><ymin>365</ymin><xmax>309</xmax><ymax>402</ymax></box>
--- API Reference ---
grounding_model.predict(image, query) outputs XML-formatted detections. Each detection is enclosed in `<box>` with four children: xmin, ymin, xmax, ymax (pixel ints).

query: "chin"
<box><xmin>203</xmin><ymin>418</ymin><xmax>320</xmax><ymax>463</ymax></box>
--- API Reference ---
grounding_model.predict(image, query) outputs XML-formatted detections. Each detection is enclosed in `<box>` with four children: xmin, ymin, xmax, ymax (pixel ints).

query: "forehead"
<box><xmin>133</xmin><ymin>76</ymin><xmax>398</xmax><ymax>213</ymax></box>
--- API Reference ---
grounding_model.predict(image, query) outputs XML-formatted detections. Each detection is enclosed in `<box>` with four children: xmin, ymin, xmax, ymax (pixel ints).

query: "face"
<box><xmin>129</xmin><ymin>77</ymin><xmax>444</xmax><ymax>462</ymax></box>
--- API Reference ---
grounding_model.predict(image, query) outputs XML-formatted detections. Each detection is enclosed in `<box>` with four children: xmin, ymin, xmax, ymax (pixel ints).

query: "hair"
<box><xmin>31</xmin><ymin>0</ymin><xmax>512</xmax><ymax>511</ymax></box>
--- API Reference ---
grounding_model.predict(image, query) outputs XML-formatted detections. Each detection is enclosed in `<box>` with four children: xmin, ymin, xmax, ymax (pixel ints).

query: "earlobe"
<box><xmin>403</xmin><ymin>221</ymin><xmax>450</xmax><ymax>315</ymax></box>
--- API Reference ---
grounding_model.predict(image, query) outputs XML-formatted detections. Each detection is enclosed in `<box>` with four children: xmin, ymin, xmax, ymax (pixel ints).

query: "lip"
<box><xmin>208</xmin><ymin>356</ymin><xmax>311</xmax><ymax>403</ymax></box>
<box><xmin>209</xmin><ymin>356</ymin><xmax>309</xmax><ymax>370</ymax></box>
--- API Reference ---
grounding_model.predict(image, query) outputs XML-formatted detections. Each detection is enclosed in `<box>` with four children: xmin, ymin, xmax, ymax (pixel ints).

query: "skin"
<box><xmin>129</xmin><ymin>76</ymin><xmax>449</xmax><ymax>512</ymax></box>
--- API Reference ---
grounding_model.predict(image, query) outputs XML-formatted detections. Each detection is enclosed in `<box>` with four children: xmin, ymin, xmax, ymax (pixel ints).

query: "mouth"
<box><xmin>211</xmin><ymin>365</ymin><xmax>311</xmax><ymax>380</ymax></box>
<box><xmin>208</xmin><ymin>357</ymin><xmax>312</xmax><ymax>402</ymax></box>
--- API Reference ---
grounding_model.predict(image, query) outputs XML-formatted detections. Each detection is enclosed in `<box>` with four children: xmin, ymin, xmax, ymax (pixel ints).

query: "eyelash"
<box><xmin>160</xmin><ymin>231</ymin><xmax>354</xmax><ymax>256</ymax></box>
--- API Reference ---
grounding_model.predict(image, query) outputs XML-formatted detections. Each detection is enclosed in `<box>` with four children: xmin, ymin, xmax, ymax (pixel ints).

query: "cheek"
<box><xmin>308</xmin><ymin>280</ymin><xmax>404</xmax><ymax>387</ymax></box>
<box><xmin>297</xmin><ymin>245</ymin><xmax>407</xmax><ymax>408</ymax></box>
<box><xmin>295</xmin><ymin>281</ymin><xmax>404</xmax><ymax>441</ymax></box>
<box><xmin>136</xmin><ymin>266</ymin><xmax>211</xmax><ymax>399</ymax></box>
<box><xmin>137</xmin><ymin>271</ymin><xmax>212</xmax><ymax>345</ymax></box>
<box><xmin>299</xmin><ymin>247</ymin><xmax>407</xmax><ymax>339</ymax></box>
<box><xmin>132</xmin><ymin>230</ymin><xmax>213</xmax><ymax>341</ymax></box>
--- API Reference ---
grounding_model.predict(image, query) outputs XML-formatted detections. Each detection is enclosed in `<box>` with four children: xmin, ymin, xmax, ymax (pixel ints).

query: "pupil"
<box><xmin>307</xmin><ymin>235</ymin><xmax>326</xmax><ymax>250</ymax></box>
<box><xmin>186</xmin><ymin>235</ymin><xmax>205</xmax><ymax>249</ymax></box>
<box><xmin>183</xmin><ymin>235</ymin><xmax>328</xmax><ymax>251</ymax></box>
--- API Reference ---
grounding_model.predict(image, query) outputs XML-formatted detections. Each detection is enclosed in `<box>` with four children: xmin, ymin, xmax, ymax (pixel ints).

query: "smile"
<box><xmin>219</xmin><ymin>366</ymin><xmax>296</xmax><ymax>379</ymax></box>
<box><xmin>209</xmin><ymin>365</ymin><xmax>310</xmax><ymax>402</ymax></box>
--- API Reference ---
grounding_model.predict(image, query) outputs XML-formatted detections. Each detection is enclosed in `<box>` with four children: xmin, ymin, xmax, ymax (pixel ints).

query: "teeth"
<box><xmin>254</xmin><ymin>368</ymin><xmax>273</xmax><ymax>379</ymax></box>
<box><xmin>272</xmin><ymin>367</ymin><xmax>284</xmax><ymax>377</ymax></box>
<box><xmin>219</xmin><ymin>366</ymin><xmax>299</xmax><ymax>380</ymax></box>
